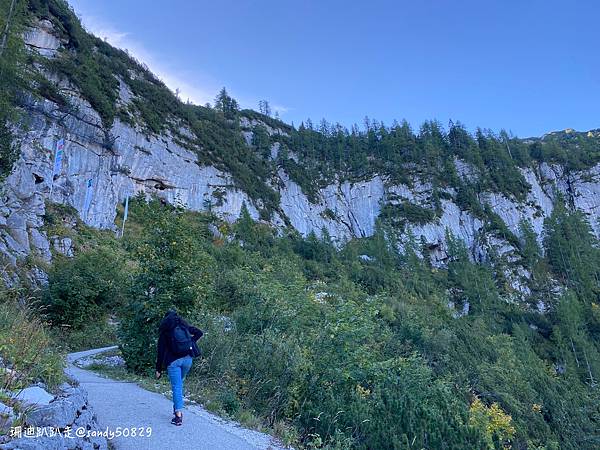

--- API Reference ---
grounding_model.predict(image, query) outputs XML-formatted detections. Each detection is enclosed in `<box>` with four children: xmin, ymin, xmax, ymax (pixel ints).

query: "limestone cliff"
<box><xmin>1</xmin><ymin>18</ymin><xmax>600</xmax><ymax>296</ymax></box>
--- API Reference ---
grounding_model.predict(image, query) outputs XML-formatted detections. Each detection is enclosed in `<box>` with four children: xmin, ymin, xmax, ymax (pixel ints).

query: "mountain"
<box><xmin>2</xmin><ymin>1</ymin><xmax>600</xmax><ymax>293</ymax></box>
<box><xmin>2</xmin><ymin>2</ymin><xmax>600</xmax><ymax>449</ymax></box>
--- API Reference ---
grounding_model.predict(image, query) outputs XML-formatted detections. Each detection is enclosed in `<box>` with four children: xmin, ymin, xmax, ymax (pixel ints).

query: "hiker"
<box><xmin>155</xmin><ymin>309</ymin><xmax>203</xmax><ymax>426</ymax></box>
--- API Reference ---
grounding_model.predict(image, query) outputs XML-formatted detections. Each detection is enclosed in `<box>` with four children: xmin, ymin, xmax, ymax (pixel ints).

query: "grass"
<box><xmin>49</xmin><ymin>319</ymin><xmax>119</xmax><ymax>353</ymax></box>
<box><xmin>0</xmin><ymin>300</ymin><xmax>65</xmax><ymax>392</ymax></box>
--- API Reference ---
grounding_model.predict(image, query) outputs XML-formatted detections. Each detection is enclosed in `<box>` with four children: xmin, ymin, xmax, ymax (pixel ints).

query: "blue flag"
<box><xmin>52</xmin><ymin>139</ymin><xmax>64</xmax><ymax>176</ymax></box>
<box><xmin>120</xmin><ymin>194</ymin><xmax>130</xmax><ymax>237</ymax></box>
<box><xmin>123</xmin><ymin>195</ymin><xmax>129</xmax><ymax>221</ymax></box>
<box><xmin>83</xmin><ymin>178</ymin><xmax>93</xmax><ymax>216</ymax></box>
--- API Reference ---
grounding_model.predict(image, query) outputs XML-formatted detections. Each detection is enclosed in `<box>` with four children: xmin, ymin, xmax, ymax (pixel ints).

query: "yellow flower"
<box><xmin>356</xmin><ymin>384</ymin><xmax>371</xmax><ymax>399</ymax></box>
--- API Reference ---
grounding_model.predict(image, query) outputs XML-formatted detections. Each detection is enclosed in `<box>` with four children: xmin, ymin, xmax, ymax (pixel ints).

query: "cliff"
<box><xmin>2</xmin><ymin>11</ymin><xmax>600</xmax><ymax>295</ymax></box>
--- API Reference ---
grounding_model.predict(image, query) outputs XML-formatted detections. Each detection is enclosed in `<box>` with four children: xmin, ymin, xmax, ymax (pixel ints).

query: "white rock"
<box><xmin>14</xmin><ymin>386</ymin><xmax>54</xmax><ymax>406</ymax></box>
<box><xmin>23</xmin><ymin>20</ymin><xmax>61</xmax><ymax>57</ymax></box>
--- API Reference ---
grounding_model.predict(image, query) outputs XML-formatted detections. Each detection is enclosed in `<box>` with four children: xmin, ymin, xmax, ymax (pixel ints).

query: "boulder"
<box><xmin>1</xmin><ymin>430</ymin><xmax>76</xmax><ymax>450</ymax></box>
<box><xmin>73</xmin><ymin>407</ymin><xmax>95</xmax><ymax>430</ymax></box>
<box><xmin>26</xmin><ymin>400</ymin><xmax>78</xmax><ymax>429</ymax></box>
<box><xmin>1</xmin><ymin>382</ymin><xmax>107</xmax><ymax>450</ymax></box>
<box><xmin>25</xmin><ymin>385</ymin><xmax>87</xmax><ymax>428</ymax></box>
<box><xmin>14</xmin><ymin>387</ymin><xmax>54</xmax><ymax>406</ymax></box>
<box><xmin>0</xmin><ymin>401</ymin><xmax>15</xmax><ymax>433</ymax></box>
<box><xmin>52</xmin><ymin>236</ymin><xmax>74</xmax><ymax>257</ymax></box>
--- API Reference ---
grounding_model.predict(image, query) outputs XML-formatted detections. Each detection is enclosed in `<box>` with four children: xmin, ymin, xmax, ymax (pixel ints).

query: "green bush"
<box><xmin>43</xmin><ymin>247</ymin><xmax>126</xmax><ymax>329</ymax></box>
<box><xmin>380</xmin><ymin>201</ymin><xmax>436</xmax><ymax>225</ymax></box>
<box><xmin>118</xmin><ymin>202</ymin><xmax>215</xmax><ymax>372</ymax></box>
<box><xmin>0</xmin><ymin>297</ymin><xmax>64</xmax><ymax>391</ymax></box>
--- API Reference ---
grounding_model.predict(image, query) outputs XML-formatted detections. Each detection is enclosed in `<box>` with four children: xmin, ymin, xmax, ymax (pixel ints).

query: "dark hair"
<box><xmin>164</xmin><ymin>309</ymin><xmax>177</xmax><ymax>318</ymax></box>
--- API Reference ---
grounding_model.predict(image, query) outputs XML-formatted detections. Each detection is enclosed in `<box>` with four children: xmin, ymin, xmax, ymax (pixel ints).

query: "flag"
<box><xmin>120</xmin><ymin>194</ymin><xmax>130</xmax><ymax>237</ymax></box>
<box><xmin>83</xmin><ymin>178</ymin><xmax>93</xmax><ymax>216</ymax></box>
<box><xmin>52</xmin><ymin>139</ymin><xmax>64</xmax><ymax>177</ymax></box>
<box><xmin>123</xmin><ymin>195</ymin><xmax>129</xmax><ymax>221</ymax></box>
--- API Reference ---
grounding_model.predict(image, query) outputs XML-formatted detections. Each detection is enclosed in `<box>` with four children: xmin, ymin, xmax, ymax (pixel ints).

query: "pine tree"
<box><xmin>214</xmin><ymin>87</ymin><xmax>239</xmax><ymax>120</ymax></box>
<box><xmin>258</xmin><ymin>100</ymin><xmax>271</xmax><ymax>116</ymax></box>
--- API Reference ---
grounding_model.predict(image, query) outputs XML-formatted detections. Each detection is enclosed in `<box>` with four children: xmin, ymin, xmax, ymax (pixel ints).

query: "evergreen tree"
<box><xmin>544</xmin><ymin>203</ymin><xmax>600</xmax><ymax>299</ymax></box>
<box><xmin>214</xmin><ymin>87</ymin><xmax>239</xmax><ymax>119</ymax></box>
<box><xmin>258</xmin><ymin>99</ymin><xmax>271</xmax><ymax>116</ymax></box>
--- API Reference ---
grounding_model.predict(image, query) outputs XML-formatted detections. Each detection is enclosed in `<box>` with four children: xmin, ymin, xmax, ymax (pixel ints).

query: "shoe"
<box><xmin>171</xmin><ymin>414</ymin><xmax>182</xmax><ymax>426</ymax></box>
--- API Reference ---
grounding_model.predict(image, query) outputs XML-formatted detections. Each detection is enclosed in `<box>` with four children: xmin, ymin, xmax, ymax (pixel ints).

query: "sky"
<box><xmin>68</xmin><ymin>0</ymin><xmax>600</xmax><ymax>137</ymax></box>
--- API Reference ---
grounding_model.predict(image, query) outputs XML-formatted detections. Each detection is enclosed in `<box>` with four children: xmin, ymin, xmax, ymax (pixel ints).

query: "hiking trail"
<box><xmin>67</xmin><ymin>347</ymin><xmax>284</xmax><ymax>450</ymax></box>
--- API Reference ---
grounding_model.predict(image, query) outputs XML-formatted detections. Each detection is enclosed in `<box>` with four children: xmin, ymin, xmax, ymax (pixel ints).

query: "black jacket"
<box><xmin>155</xmin><ymin>311</ymin><xmax>203</xmax><ymax>372</ymax></box>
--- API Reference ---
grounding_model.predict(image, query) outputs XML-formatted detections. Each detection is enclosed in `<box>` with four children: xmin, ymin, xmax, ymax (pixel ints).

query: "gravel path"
<box><xmin>66</xmin><ymin>347</ymin><xmax>283</xmax><ymax>450</ymax></box>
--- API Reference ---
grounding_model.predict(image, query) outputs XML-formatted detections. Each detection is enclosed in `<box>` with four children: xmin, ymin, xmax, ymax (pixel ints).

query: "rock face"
<box><xmin>23</xmin><ymin>20</ymin><xmax>61</xmax><ymax>58</ymax></box>
<box><xmin>1</xmin><ymin>383</ymin><xmax>108</xmax><ymax>450</ymax></box>
<box><xmin>2</xmin><ymin>21</ymin><xmax>600</xmax><ymax>293</ymax></box>
<box><xmin>0</xmin><ymin>401</ymin><xmax>15</xmax><ymax>434</ymax></box>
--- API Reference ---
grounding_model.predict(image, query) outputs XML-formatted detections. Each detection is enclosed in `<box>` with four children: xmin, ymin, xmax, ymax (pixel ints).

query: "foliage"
<box><xmin>469</xmin><ymin>397</ymin><xmax>516</xmax><ymax>449</ymax></box>
<box><xmin>379</xmin><ymin>201</ymin><xmax>436</xmax><ymax>226</ymax></box>
<box><xmin>40</xmin><ymin>197</ymin><xmax>600</xmax><ymax>449</ymax></box>
<box><xmin>117</xmin><ymin>199</ymin><xmax>215</xmax><ymax>372</ymax></box>
<box><xmin>43</xmin><ymin>247</ymin><xmax>126</xmax><ymax>329</ymax></box>
<box><xmin>0</xmin><ymin>0</ymin><xmax>28</xmax><ymax>178</ymax></box>
<box><xmin>0</xmin><ymin>292</ymin><xmax>64</xmax><ymax>391</ymax></box>
<box><xmin>214</xmin><ymin>87</ymin><xmax>239</xmax><ymax>120</ymax></box>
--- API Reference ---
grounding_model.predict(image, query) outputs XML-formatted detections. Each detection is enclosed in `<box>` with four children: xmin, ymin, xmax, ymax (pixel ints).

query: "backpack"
<box><xmin>171</xmin><ymin>324</ymin><xmax>193</xmax><ymax>356</ymax></box>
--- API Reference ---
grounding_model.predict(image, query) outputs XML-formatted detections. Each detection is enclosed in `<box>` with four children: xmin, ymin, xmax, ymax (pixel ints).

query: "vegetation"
<box><xmin>0</xmin><ymin>286</ymin><xmax>64</xmax><ymax>392</ymax></box>
<box><xmin>0</xmin><ymin>0</ymin><xmax>28</xmax><ymax>178</ymax></box>
<box><xmin>379</xmin><ymin>201</ymin><xmax>437</xmax><ymax>226</ymax></box>
<box><xmin>43</xmin><ymin>247</ymin><xmax>126</xmax><ymax>329</ymax></box>
<box><xmin>3</xmin><ymin>1</ymin><xmax>600</xmax><ymax>448</ymax></box>
<box><xmin>16</xmin><ymin>0</ymin><xmax>600</xmax><ymax>221</ymax></box>
<box><xmin>39</xmin><ymin>197</ymin><xmax>600</xmax><ymax>449</ymax></box>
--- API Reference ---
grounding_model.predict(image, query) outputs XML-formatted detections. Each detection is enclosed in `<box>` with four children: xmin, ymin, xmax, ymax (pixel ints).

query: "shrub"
<box><xmin>118</xmin><ymin>203</ymin><xmax>215</xmax><ymax>372</ymax></box>
<box><xmin>43</xmin><ymin>248</ymin><xmax>126</xmax><ymax>329</ymax></box>
<box><xmin>380</xmin><ymin>201</ymin><xmax>436</xmax><ymax>225</ymax></box>
<box><xmin>0</xmin><ymin>297</ymin><xmax>64</xmax><ymax>391</ymax></box>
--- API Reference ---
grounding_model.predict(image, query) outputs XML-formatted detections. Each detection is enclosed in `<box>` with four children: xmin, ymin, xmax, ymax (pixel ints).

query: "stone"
<box><xmin>14</xmin><ymin>387</ymin><xmax>54</xmax><ymax>407</ymax></box>
<box><xmin>26</xmin><ymin>398</ymin><xmax>79</xmax><ymax>429</ymax></box>
<box><xmin>25</xmin><ymin>386</ymin><xmax>86</xmax><ymax>429</ymax></box>
<box><xmin>208</xmin><ymin>223</ymin><xmax>224</xmax><ymax>240</ymax></box>
<box><xmin>58</xmin><ymin>382</ymin><xmax>74</xmax><ymax>392</ymax></box>
<box><xmin>1</xmin><ymin>382</ymin><xmax>108</xmax><ymax>450</ymax></box>
<box><xmin>23</xmin><ymin>20</ymin><xmax>61</xmax><ymax>58</ymax></box>
<box><xmin>0</xmin><ymin>401</ymin><xmax>15</xmax><ymax>432</ymax></box>
<box><xmin>52</xmin><ymin>236</ymin><xmax>74</xmax><ymax>257</ymax></box>
<box><xmin>29</xmin><ymin>229</ymin><xmax>51</xmax><ymax>262</ymax></box>
<box><xmin>0</xmin><ymin>431</ymin><xmax>77</xmax><ymax>450</ymax></box>
<box><xmin>73</xmin><ymin>407</ymin><xmax>95</xmax><ymax>429</ymax></box>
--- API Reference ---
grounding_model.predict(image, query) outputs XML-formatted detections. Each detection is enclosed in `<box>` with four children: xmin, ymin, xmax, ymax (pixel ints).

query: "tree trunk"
<box><xmin>0</xmin><ymin>0</ymin><xmax>18</xmax><ymax>58</ymax></box>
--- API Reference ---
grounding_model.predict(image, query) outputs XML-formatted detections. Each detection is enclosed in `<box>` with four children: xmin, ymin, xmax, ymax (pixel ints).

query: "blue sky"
<box><xmin>68</xmin><ymin>0</ymin><xmax>599</xmax><ymax>137</ymax></box>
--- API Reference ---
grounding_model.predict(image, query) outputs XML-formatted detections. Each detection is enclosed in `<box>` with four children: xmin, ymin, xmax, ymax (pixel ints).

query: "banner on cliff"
<box><xmin>52</xmin><ymin>139</ymin><xmax>64</xmax><ymax>177</ymax></box>
<box><xmin>83</xmin><ymin>178</ymin><xmax>94</xmax><ymax>218</ymax></box>
<box><xmin>120</xmin><ymin>194</ymin><xmax>130</xmax><ymax>237</ymax></box>
<box><xmin>123</xmin><ymin>195</ymin><xmax>129</xmax><ymax>222</ymax></box>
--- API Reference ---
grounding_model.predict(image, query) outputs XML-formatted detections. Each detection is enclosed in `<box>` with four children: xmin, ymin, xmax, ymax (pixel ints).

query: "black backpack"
<box><xmin>171</xmin><ymin>324</ymin><xmax>193</xmax><ymax>356</ymax></box>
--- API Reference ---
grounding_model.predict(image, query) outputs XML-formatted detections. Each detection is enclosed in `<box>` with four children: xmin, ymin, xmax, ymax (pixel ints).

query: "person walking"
<box><xmin>155</xmin><ymin>309</ymin><xmax>203</xmax><ymax>426</ymax></box>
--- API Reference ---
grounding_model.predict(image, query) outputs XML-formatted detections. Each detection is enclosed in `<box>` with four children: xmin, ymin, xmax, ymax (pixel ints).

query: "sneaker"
<box><xmin>171</xmin><ymin>414</ymin><xmax>182</xmax><ymax>426</ymax></box>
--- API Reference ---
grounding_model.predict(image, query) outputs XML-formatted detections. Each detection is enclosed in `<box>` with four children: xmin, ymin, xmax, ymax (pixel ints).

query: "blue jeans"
<box><xmin>167</xmin><ymin>355</ymin><xmax>193</xmax><ymax>412</ymax></box>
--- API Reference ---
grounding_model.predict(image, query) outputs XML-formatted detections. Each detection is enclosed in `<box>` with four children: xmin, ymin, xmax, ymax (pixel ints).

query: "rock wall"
<box><xmin>0</xmin><ymin>382</ymin><xmax>108</xmax><ymax>450</ymax></box>
<box><xmin>2</xmin><ymin>21</ymin><xmax>600</xmax><ymax>291</ymax></box>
